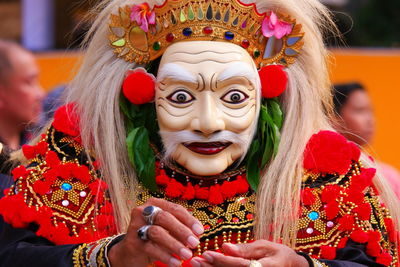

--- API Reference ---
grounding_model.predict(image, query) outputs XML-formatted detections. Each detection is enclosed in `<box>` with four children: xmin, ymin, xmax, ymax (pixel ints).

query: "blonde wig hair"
<box><xmin>25</xmin><ymin>0</ymin><xmax>398</xmax><ymax>246</ymax></box>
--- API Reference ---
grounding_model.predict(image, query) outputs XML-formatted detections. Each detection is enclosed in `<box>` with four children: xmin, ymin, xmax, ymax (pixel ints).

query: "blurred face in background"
<box><xmin>337</xmin><ymin>89</ymin><xmax>375</xmax><ymax>146</ymax></box>
<box><xmin>0</xmin><ymin>48</ymin><xmax>44</xmax><ymax>127</ymax></box>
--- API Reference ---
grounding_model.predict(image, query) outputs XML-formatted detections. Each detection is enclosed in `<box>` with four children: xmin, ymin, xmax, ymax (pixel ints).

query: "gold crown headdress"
<box><xmin>109</xmin><ymin>0</ymin><xmax>304</xmax><ymax>68</ymax></box>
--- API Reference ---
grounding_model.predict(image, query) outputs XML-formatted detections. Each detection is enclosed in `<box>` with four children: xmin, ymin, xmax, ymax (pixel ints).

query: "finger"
<box><xmin>191</xmin><ymin>257</ymin><xmax>212</xmax><ymax>267</ymax></box>
<box><xmin>147</xmin><ymin>225</ymin><xmax>193</xmax><ymax>260</ymax></box>
<box><xmin>222</xmin><ymin>240</ymin><xmax>275</xmax><ymax>259</ymax></box>
<box><xmin>143</xmin><ymin>241</ymin><xmax>182</xmax><ymax>267</ymax></box>
<box><xmin>202</xmin><ymin>251</ymin><xmax>250</xmax><ymax>267</ymax></box>
<box><xmin>147</xmin><ymin>198</ymin><xmax>204</xmax><ymax>235</ymax></box>
<box><xmin>154</xmin><ymin>209</ymin><xmax>200</xmax><ymax>248</ymax></box>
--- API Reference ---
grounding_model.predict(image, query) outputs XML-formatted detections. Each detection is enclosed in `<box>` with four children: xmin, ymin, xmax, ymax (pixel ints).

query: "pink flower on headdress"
<box><xmin>130</xmin><ymin>3</ymin><xmax>156</xmax><ymax>32</ymax></box>
<box><xmin>262</xmin><ymin>11</ymin><xmax>292</xmax><ymax>39</ymax></box>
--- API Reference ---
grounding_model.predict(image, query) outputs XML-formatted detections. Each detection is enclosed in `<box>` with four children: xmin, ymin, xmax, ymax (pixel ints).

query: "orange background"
<box><xmin>36</xmin><ymin>49</ymin><xmax>400</xmax><ymax>169</ymax></box>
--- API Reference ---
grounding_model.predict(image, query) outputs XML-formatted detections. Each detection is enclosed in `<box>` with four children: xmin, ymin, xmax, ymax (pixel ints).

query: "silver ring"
<box><xmin>142</xmin><ymin>205</ymin><xmax>162</xmax><ymax>225</ymax></box>
<box><xmin>249</xmin><ymin>260</ymin><xmax>262</xmax><ymax>267</ymax></box>
<box><xmin>137</xmin><ymin>225</ymin><xmax>152</xmax><ymax>241</ymax></box>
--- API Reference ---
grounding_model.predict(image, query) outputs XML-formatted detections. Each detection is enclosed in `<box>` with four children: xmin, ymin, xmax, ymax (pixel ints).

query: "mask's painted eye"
<box><xmin>167</xmin><ymin>90</ymin><xmax>195</xmax><ymax>104</ymax></box>
<box><xmin>221</xmin><ymin>90</ymin><xmax>249</xmax><ymax>104</ymax></box>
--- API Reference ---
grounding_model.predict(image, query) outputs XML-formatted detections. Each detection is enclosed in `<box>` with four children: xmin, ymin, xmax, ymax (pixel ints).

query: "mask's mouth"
<box><xmin>183</xmin><ymin>142</ymin><xmax>232</xmax><ymax>155</ymax></box>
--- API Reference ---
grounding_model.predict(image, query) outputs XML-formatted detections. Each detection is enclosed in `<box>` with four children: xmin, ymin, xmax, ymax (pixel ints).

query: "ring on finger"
<box><xmin>143</xmin><ymin>205</ymin><xmax>162</xmax><ymax>225</ymax></box>
<box><xmin>137</xmin><ymin>225</ymin><xmax>152</xmax><ymax>241</ymax></box>
<box><xmin>249</xmin><ymin>260</ymin><xmax>262</xmax><ymax>267</ymax></box>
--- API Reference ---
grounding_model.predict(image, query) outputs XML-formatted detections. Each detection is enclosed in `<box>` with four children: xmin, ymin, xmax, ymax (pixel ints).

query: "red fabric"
<box><xmin>301</xmin><ymin>187</ymin><xmax>316</xmax><ymax>206</ymax></box>
<box><xmin>320</xmin><ymin>245</ymin><xmax>336</xmax><ymax>260</ymax></box>
<box><xmin>258</xmin><ymin>65</ymin><xmax>288</xmax><ymax>98</ymax></box>
<box><xmin>122</xmin><ymin>71</ymin><xmax>155</xmax><ymax>105</ymax></box>
<box><xmin>303</xmin><ymin>131</ymin><xmax>361</xmax><ymax>175</ymax></box>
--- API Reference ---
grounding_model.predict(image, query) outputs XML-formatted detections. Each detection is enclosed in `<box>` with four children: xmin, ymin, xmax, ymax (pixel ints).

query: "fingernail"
<box><xmin>169</xmin><ymin>257</ymin><xmax>181</xmax><ymax>267</ymax></box>
<box><xmin>191</xmin><ymin>258</ymin><xmax>201</xmax><ymax>267</ymax></box>
<box><xmin>180</xmin><ymin>248</ymin><xmax>193</xmax><ymax>260</ymax></box>
<box><xmin>202</xmin><ymin>252</ymin><xmax>213</xmax><ymax>263</ymax></box>
<box><xmin>187</xmin><ymin>235</ymin><xmax>200</xmax><ymax>248</ymax></box>
<box><xmin>192</xmin><ymin>223</ymin><xmax>204</xmax><ymax>235</ymax></box>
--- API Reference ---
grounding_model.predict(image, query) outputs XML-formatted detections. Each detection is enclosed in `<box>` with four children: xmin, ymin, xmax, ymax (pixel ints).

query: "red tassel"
<box><xmin>366</xmin><ymin>241</ymin><xmax>381</xmax><ymax>257</ymax></box>
<box><xmin>165</xmin><ymin>179</ymin><xmax>185</xmax><ymax>198</ymax></box>
<box><xmin>73</xmin><ymin>165</ymin><xmax>91</xmax><ymax>184</ymax></box>
<box><xmin>36</xmin><ymin>141</ymin><xmax>48</xmax><ymax>155</ymax></box>
<box><xmin>321</xmin><ymin>185</ymin><xmax>340</xmax><ymax>203</ymax></box>
<box><xmin>337</xmin><ymin>237</ymin><xmax>348</xmax><ymax>249</ymax></box>
<box><xmin>301</xmin><ymin>188</ymin><xmax>316</xmax><ymax>206</ymax></box>
<box><xmin>354</xmin><ymin>203</ymin><xmax>371</xmax><ymax>221</ymax></box>
<box><xmin>194</xmin><ymin>185</ymin><xmax>209</xmax><ymax>200</ymax></box>
<box><xmin>325</xmin><ymin>201</ymin><xmax>340</xmax><ymax>220</ymax></box>
<box><xmin>376</xmin><ymin>252</ymin><xmax>392</xmax><ymax>266</ymax></box>
<box><xmin>350</xmin><ymin>229</ymin><xmax>369</xmax><ymax>243</ymax></box>
<box><xmin>320</xmin><ymin>245</ymin><xmax>336</xmax><ymax>260</ymax></box>
<box><xmin>368</xmin><ymin>230</ymin><xmax>381</xmax><ymax>242</ymax></box>
<box><xmin>181</xmin><ymin>183</ymin><xmax>195</xmax><ymax>200</ymax></box>
<box><xmin>208</xmin><ymin>184</ymin><xmax>224</xmax><ymax>205</ymax></box>
<box><xmin>338</xmin><ymin>215</ymin><xmax>355</xmax><ymax>231</ymax></box>
<box><xmin>258</xmin><ymin>65</ymin><xmax>288</xmax><ymax>98</ymax></box>
<box><xmin>122</xmin><ymin>69</ymin><xmax>155</xmax><ymax>105</ymax></box>
<box><xmin>384</xmin><ymin>218</ymin><xmax>396</xmax><ymax>242</ymax></box>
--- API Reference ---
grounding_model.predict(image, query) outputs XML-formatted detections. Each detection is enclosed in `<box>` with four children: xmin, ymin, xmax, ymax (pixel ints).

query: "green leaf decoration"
<box><xmin>246</xmin><ymin>98</ymin><xmax>284</xmax><ymax>191</ymax></box>
<box><xmin>126</xmin><ymin>127</ymin><xmax>157</xmax><ymax>191</ymax></box>
<box><xmin>120</xmin><ymin>95</ymin><xmax>160</xmax><ymax>192</ymax></box>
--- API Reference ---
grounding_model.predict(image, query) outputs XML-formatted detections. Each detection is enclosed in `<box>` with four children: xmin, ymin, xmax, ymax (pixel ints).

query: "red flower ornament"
<box><xmin>122</xmin><ymin>68</ymin><xmax>156</xmax><ymax>105</ymax></box>
<box><xmin>259</xmin><ymin>64</ymin><xmax>288</xmax><ymax>98</ymax></box>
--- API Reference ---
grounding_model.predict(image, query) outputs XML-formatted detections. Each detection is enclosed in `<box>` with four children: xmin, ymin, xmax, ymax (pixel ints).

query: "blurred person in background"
<box><xmin>0</xmin><ymin>40</ymin><xmax>45</xmax><ymax>150</ymax></box>
<box><xmin>333</xmin><ymin>82</ymin><xmax>400</xmax><ymax>199</ymax></box>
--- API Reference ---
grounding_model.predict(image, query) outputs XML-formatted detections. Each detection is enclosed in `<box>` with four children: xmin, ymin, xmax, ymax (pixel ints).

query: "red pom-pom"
<box><xmin>321</xmin><ymin>185</ymin><xmax>341</xmax><ymax>203</ymax></box>
<box><xmin>351</xmin><ymin>168</ymin><xmax>376</xmax><ymax>191</ymax></box>
<box><xmin>376</xmin><ymin>252</ymin><xmax>392</xmax><ymax>266</ymax></box>
<box><xmin>165</xmin><ymin>179</ymin><xmax>185</xmax><ymax>198</ymax></box>
<box><xmin>22</xmin><ymin>144</ymin><xmax>36</xmax><ymax>159</ymax></box>
<box><xmin>235</xmin><ymin>175</ymin><xmax>249</xmax><ymax>194</ymax></box>
<box><xmin>182</xmin><ymin>183</ymin><xmax>195</xmax><ymax>200</ymax></box>
<box><xmin>304</xmin><ymin>131</ymin><xmax>358</xmax><ymax>175</ymax></box>
<box><xmin>337</xmin><ymin>237</ymin><xmax>348</xmax><ymax>249</ymax></box>
<box><xmin>72</xmin><ymin>165</ymin><xmax>91</xmax><ymax>184</ymax></box>
<box><xmin>259</xmin><ymin>65</ymin><xmax>288</xmax><ymax>98</ymax></box>
<box><xmin>52</xmin><ymin>103</ymin><xmax>80</xmax><ymax>139</ymax></box>
<box><xmin>122</xmin><ymin>69</ymin><xmax>155</xmax><ymax>105</ymax></box>
<box><xmin>320</xmin><ymin>245</ymin><xmax>336</xmax><ymax>260</ymax></box>
<box><xmin>221</xmin><ymin>180</ymin><xmax>238</xmax><ymax>199</ymax></box>
<box><xmin>33</xmin><ymin>180</ymin><xmax>51</xmax><ymax>195</ymax></box>
<box><xmin>384</xmin><ymin>218</ymin><xmax>396</xmax><ymax>242</ymax></box>
<box><xmin>350</xmin><ymin>229</ymin><xmax>369</xmax><ymax>243</ymax></box>
<box><xmin>325</xmin><ymin>201</ymin><xmax>340</xmax><ymax>220</ymax></box>
<box><xmin>354</xmin><ymin>203</ymin><xmax>371</xmax><ymax>220</ymax></box>
<box><xmin>208</xmin><ymin>184</ymin><xmax>224</xmax><ymax>205</ymax></box>
<box><xmin>195</xmin><ymin>185</ymin><xmax>209</xmax><ymax>200</ymax></box>
<box><xmin>11</xmin><ymin>165</ymin><xmax>28</xmax><ymax>181</ymax></box>
<box><xmin>366</xmin><ymin>241</ymin><xmax>381</xmax><ymax>257</ymax></box>
<box><xmin>45</xmin><ymin>151</ymin><xmax>60</xmax><ymax>167</ymax></box>
<box><xmin>368</xmin><ymin>230</ymin><xmax>381</xmax><ymax>242</ymax></box>
<box><xmin>301</xmin><ymin>187</ymin><xmax>316</xmax><ymax>206</ymax></box>
<box><xmin>155</xmin><ymin>173</ymin><xmax>170</xmax><ymax>186</ymax></box>
<box><xmin>36</xmin><ymin>141</ymin><xmax>48</xmax><ymax>155</ymax></box>
<box><xmin>338</xmin><ymin>214</ymin><xmax>355</xmax><ymax>231</ymax></box>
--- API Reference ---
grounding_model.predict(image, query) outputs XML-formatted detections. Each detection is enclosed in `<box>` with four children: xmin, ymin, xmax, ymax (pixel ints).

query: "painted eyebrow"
<box><xmin>157</xmin><ymin>63</ymin><xmax>197</xmax><ymax>83</ymax></box>
<box><xmin>217</xmin><ymin>62</ymin><xmax>257</xmax><ymax>83</ymax></box>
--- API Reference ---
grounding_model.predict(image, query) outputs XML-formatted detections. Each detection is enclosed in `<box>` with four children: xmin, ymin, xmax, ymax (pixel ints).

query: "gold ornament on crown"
<box><xmin>108</xmin><ymin>0</ymin><xmax>304</xmax><ymax>68</ymax></box>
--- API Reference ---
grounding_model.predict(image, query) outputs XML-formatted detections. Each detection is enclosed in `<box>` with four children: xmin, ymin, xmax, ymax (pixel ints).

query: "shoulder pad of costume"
<box><xmin>0</xmin><ymin>104</ymin><xmax>117</xmax><ymax>245</ymax></box>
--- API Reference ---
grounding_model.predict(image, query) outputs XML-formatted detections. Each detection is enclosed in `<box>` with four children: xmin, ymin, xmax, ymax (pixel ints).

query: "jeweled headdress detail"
<box><xmin>109</xmin><ymin>0</ymin><xmax>304</xmax><ymax>67</ymax></box>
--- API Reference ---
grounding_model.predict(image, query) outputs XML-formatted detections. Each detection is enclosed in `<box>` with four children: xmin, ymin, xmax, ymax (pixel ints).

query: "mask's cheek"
<box><xmin>220</xmin><ymin>103</ymin><xmax>257</xmax><ymax>133</ymax></box>
<box><xmin>156</xmin><ymin>100</ymin><xmax>195</xmax><ymax>131</ymax></box>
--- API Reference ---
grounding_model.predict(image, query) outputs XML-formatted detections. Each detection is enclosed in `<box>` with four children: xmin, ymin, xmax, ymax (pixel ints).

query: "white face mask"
<box><xmin>156</xmin><ymin>41</ymin><xmax>259</xmax><ymax>176</ymax></box>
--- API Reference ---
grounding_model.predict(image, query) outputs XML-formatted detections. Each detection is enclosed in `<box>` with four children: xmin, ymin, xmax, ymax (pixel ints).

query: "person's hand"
<box><xmin>190</xmin><ymin>240</ymin><xmax>309</xmax><ymax>267</ymax></box>
<box><xmin>108</xmin><ymin>197</ymin><xmax>204</xmax><ymax>267</ymax></box>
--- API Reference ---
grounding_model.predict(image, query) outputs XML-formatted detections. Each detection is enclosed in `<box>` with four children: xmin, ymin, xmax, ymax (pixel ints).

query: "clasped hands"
<box><xmin>108</xmin><ymin>198</ymin><xmax>308</xmax><ymax>267</ymax></box>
